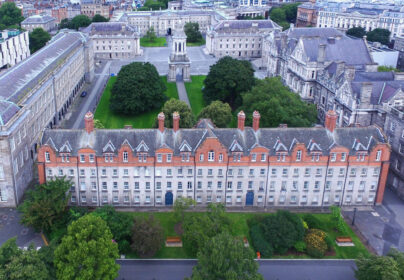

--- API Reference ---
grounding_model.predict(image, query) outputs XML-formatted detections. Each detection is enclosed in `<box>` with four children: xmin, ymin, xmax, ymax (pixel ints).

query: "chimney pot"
<box><xmin>158</xmin><ymin>112</ymin><xmax>165</xmax><ymax>133</ymax></box>
<box><xmin>325</xmin><ymin>110</ymin><xmax>338</xmax><ymax>133</ymax></box>
<box><xmin>84</xmin><ymin>111</ymin><xmax>94</xmax><ymax>134</ymax></box>
<box><xmin>237</xmin><ymin>111</ymin><xmax>246</xmax><ymax>131</ymax></box>
<box><xmin>279</xmin><ymin>124</ymin><xmax>288</xmax><ymax>128</ymax></box>
<box><xmin>173</xmin><ymin>111</ymin><xmax>180</xmax><ymax>132</ymax></box>
<box><xmin>253</xmin><ymin>111</ymin><xmax>260</xmax><ymax>132</ymax></box>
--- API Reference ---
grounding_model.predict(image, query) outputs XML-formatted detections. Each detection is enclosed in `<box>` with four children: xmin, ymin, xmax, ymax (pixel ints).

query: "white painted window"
<box><xmin>376</xmin><ymin>150</ymin><xmax>382</xmax><ymax>161</ymax></box>
<box><xmin>208</xmin><ymin>151</ymin><xmax>215</xmax><ymax>161</ymax></box>
<box><xmin>296</xmin><ymin>150</ymin><xmax>302</xmax><ymax>161</ymax></box>
<box><xmin>123</xmin><ymin>152</ymin><xmax>128</xmax><ymax>162</ymax></box>
<box><xmin>167</xmin><ymin>154</ymin><xmax>172</xmax><ymax>162</ymax></box>
<box><xmin>45</xmin><ymin>152</ymin><xmax>50</xmax><ymax>162</ymax></box>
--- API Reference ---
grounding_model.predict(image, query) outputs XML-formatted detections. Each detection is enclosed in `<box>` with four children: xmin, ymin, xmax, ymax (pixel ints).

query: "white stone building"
<box><xmin>0</xmin><ymin>30</ymin><xmax>30</xmax><ymax>70</ymax></box>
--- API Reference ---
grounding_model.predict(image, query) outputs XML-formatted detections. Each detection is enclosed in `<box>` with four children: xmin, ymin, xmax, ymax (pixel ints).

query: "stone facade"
<box><xmin>168</xmin><ymin>26</ymin><xmax>191</xmax><ymax>82</ymax></box>
<box><xmin>0</xmin><ymin>31</ymin><xmax>94</xmax><ymax>207</ymax></box>
<box><xmin>0</xmin><ymin>30</ymin><xmax>30</xmax><ymax>70</ymax></box>
<box><xmin>21</xmin><ymin>14</ymin><xmax>57</xmax><ymax>32</ymax></box>
<box><xmin>81</xmin><ymin>1</ymin><xmax>111</xmax><ymax>19</ymax></box>
<box><xmin>37</xmin><ymin>111</ymin><xmax>390</xmax><ymax>209</ymax></box>
<box><xmin>82</xmin><ymin>22</ymin><xmax>141</xmax><ymax>59</ymax></box>
<box><xmin>394</xmin><ymin>36</ymin><xmax>404</xmax><ymax>71</ymax></box>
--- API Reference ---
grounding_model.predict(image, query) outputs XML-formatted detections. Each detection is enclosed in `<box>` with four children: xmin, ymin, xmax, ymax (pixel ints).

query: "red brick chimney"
<box><xmin>158</xmin><ymin>112</ymin><xmax>165</xmax><ymax>133</ymax></box>
<box><xmin>238</xmin><ymin>111</ymin><xmax>245</xmax><ymax>131</ymax></box>
<box><xmin>253</xmin><ymin>111</ymin><xmax>260</xmax><ymax>132</ymax></box>
<box><xmin>325</xmin><ymin>110</ymin><xmax>338</xmax><ymax>133</ymax></box>
<box><xmin>84</xmin><ymin>112</ymin><xmax>94</xmax><ymax>134</ymax></box>
<box><xmin>173</xmin><ymin>112</ymin><xmax>180</xmax><ymax>132</ymax></box>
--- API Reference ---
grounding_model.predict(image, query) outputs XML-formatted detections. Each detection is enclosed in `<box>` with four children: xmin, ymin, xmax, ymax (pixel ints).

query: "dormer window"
<box><xmin>341</xmin><ymin>153</ymin><xmax>346</xmax><ymax>162</ymax></box>
<box><xmin>181</xmin><ymin>153</ymin><xmax>190</xmax><ymax>162</ymax></box>
<box><xmin>167</xmin><ymin>154</ymin><xmax>172</xmax><ymax>162</ymax></box>
<box><xmin>331</xmin><ymin>153</ymin><xmax>336</xmax><ymax>162</ymax></box>
<box><xmin>376</xmin><ymin>150</ymin><xmax>381</xmax><ymax>162</ymax></box>
<box><xmin>277</xmin><ymin>153</ymin><xmax>285</xmax><ymax>162</ymax></box>
<box><xmin>138</xmin><ymin>153</ymin><xmax>147</xmax><ymax>162</ymax></box>
<box><xmin>296</xmin><ymin>151</ymin><xmax>302</xmax><ymax>161</ymax></box>
<box><xmin>123</xmin><ymin>152</ymin><xmax>128</xmax><ymax>162</ymax></box>
<box><xmin>208</xmin><ymin>150</ymin><xmax>215</xmax><ymax>162</ymax></box>
<box><xmin>61</xmin><ymin>154</ymin><xmax>70</xmax><ymax>162</ymax></box>
<box><xmin>89</xmin><ymin>154</ymin><xmax>95</xmax><ymax>163</ymax></box>
<box><xmin>157</xmin><ymin>154</ymin><xmax>162</xmax><ymax>163</ymax></box>
<box><xmin>251</xmin><ymin>153</ymin><xmax>257</xmax><ymax>162</ymax></box>
<box><xmin>357</xmin><ymin>153</ymin><xmax>366</xmax><ymax>162</ymax></box>
<box><xmin>233</xmin><ymin>153</ymin><xmax>241</xmax><ymax>162</ymax></box>
<box><xmin>80</xmin><ymin>155</ymin><xmax>85</xmax><ymax>163</ymax></box>
<box><xmin>45</xmin><ymin>152</ymin><xmax>50</xmax><ymax>162</ymax></box>
<box><xmin>261</xmin><ymin>154</ymin><xmax>266</xmax><ymax>162</ymax></box>
<box><xmin>311</xmin><ymin>153</ymin><xmax>320</xmax><ymax>162</ymax></box>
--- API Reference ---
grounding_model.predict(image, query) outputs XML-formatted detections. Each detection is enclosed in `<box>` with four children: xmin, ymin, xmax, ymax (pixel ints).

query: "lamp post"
<box><xmin>352</xmin><ymin>207</ymin><xmax>357</xmax><ymax>226</ymax></box>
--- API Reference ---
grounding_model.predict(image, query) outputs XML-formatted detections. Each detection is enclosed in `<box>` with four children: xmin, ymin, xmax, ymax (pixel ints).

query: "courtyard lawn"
<box><xmin>140</xmin><ymin>37</ymin><xmax>167</xmax><ymax>47</ymax></box>
<box><xmin>184</xmin><ymin>75</ymin><xmax>206</xmax><ymax>117</ymax></box>
<box><xmin>186</xmin><ymin>39</ymin><xmax>205</xmax><ymax>47</ymax></box>
<box><xmin>122</xmin><ymin>212</ymin><xmax>368</xmax><ymax>259</ymax></box>
<box><xmin>94</xmin><ymin>76</ymin><xmax>178</xmax><ymax>129</ymax></box>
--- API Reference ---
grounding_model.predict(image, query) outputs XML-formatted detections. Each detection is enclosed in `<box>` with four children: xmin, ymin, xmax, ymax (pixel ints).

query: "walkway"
<box><xmin>176</xmin><ymin>78</ymin><xmax>190</xmax><ymax>106</ymax></box>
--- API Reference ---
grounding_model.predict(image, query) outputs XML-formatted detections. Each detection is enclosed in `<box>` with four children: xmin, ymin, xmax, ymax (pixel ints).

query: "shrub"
<box><xmin>294</xmin><ymin>241</ymin><xmax>306</xmax><ymax>253</ymax></box>
<box><xmin>303</xmin><ymin>214</ymin><xmax>322</xmax><ymax>230</ymax></box>
<box><xmin>131</xmin><ymin>215</ymin><xmax>164</xmax><ymax>258</ymax></box>
<box><xmin>305</xmin><ymin>229</ymin><xmax>328</xmax><ymax>258</ymax></box>
<box><xmin>337</xmin><ymin>217</ymin><xmax>348</xmax><ymax>235</ymax></box>
<box><xmin>324</xmin><ymin>234</ymin><xmax>334</xmax><ymax>251</ymax></box>
<box><xmin>250</xmin><ymin>225</ymin><xmax>273</xmax><ymax>258</ymax></box>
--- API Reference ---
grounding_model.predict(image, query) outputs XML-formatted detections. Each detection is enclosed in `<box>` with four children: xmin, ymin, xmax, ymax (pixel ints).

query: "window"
<box><xmin>305</xmin><ymin>168</ymin><xmax>310</xmax><ymax>176</ymax></box>
<box><xmin>58</xmin><ymin>169</ymin><xmax>63</xmax><ymax>176</ymax></box>
<box><xmin>178</xmin><ymin>182</ymin><xmax>182</xmax><ymax>190</ymax></box>
<box><xmin>292</xmin><ymin>181</ymin><xmax>298</xmax><ymax>191</ymax></box>
<box><xmin>91</xmin><ymin>182</ymin><xmax>97</xmax><ymax>190</ymax></box>
<box><xmin>238</xmin><ymin>169</ymin><xmax>243</xmax><ymax>176</ymax></box>
<box><xmin>376</xmin><ymin>150</ymin><xmax>382</xmax><ymax>161</ymax></box>
<box><xmin>157</xmin><ymin>154</ymin><xmax>162</xmax><ymax>162</ymax></box>
<box><xmin>134</xmin><ymin>196</ymin><xmax>140</xmax><ymax>203</ymax></box>
<box><xmin>228</xmin><ymin>169</ymin><xmax>233</xmax><ymax>176</ymax></box>
<box><xmin>359</xmin><ymin>181</ymin><xmax>365</xmax><ymax>191</ymax></box>
<box><xmin>123</xmin><ymin>152</ymin><xmax>128</xmax><ymax>162</ymax></box>
<box><xmin>219</xmin><ymin>154</ymin><xmax>223</xmax><ymax>162</ymax></box>
<box><xmin>113</xmin><ymin>182</ymin><xmax>118</xmax><ymax>189</ymax></box>
<box><xmin>71</xmin><ymin>196</ymin><xmax>76</xmax><ymax>203</ymax></box>
<box><xmin>361</xmin><ymin>168</ymin><xmax>367</xmax><ymax>176</ymax></box>
<box><xmin>331</xmin><ymin>153</ymin><xmax>336</xmax><ymax>162</ymax></box>
<box><xmin>81</xmin><ymin>196</ymin><xmax>87</xmax><ymax>203</ymax></box>
<box><xmin>261</xmin><ymin>154</ymin><xmax>266</xmax><ymax>162</ymax></box>
<box><xmin>282</xmin><ymin>169</ymin><xmax>288</xmax><ymax>176</ymax></box>
<box><xmin>45</xmin><ymin>152</ymin><xmax>50</xmax><ymax>162</ymax></box>
<box><xmin>373</xmin><ymin>168</ymin><xmax>380</xmax><ymax>176</ymax></box>
<box><xmin>312</xmin><ymin>154</ymin><xmax>320</xmax><ymax>162</ymax></box>
<box><xmin>208</xmin><ymin>169</ymin><xmax>213</xmax><ymax>176</ymax></box>
<box><xmin>216</xmin><ymin>196</ymin><xmax>222</xmax><ymax>203</ymax></box>
<box><xmin>80</xmin><ymin>182</ymin><xmax>86</xmax><ymax>191</ymax></box>
<box><xmin>316</xmin><ymin>168</ymin><xmax>322</xmax><ymax>176</ymax></box>
<box><xmin>199</xmin><ymin>154</ymin><xmax>204</xmax><ymax>161</ymax></box>
<box><xmin>146</xmin><ymin>182</ymin><xmax>150</xmax><ymax>189</ymax></box>
<box><xmin>277</xmin><ymin>153</ymin><xmax>286</xmax><ymax>162</ymax></box>
<box><xmin>80</xmin><ymin>169</ymin><xmax>85</xmax><ymax>176</ymax></box>
<box><xmin>167</xmin><ymin>169</ymin><xmax>172</xmax><ymax>176</ymax></box>
<box><xmin>156</xmin><ymin>182</ymin><xmax>161</xmax><ymax>189</ymax></box>
<box><xmin>271</xmin><ymin>168</ymin><xmax>277</xmax><ymax>176</ymax></box>
<box><xmin>350</xmin><ymin>168</ymin><xmax>356</xmax><ymax>176</ymax></box>
<box><xmin>91</xmin><ymin>169</ymin><xmax>96</xmax><ymax>176</ymax></box>
<box><xmin>303</xmin><ymin>181</ymin><xmax>309</xmax><ymax>190</ymax></box>
<box><xmin>339</xmin><ymin>168</ymin><xmax>345</xmax><ymax>176</ymax></box>
<box><xmin>217</xmin><ymin>181</ymin><xmax>222</xmax><ymax>188</ymax></box>
<box><xmin>337</xmin><ymin>181</ymin><xmax>343</xmax><ymax>191</ymax></box>
<box><xmin>347</xmin><ymin>181</ymin><xmax>354</xmax><ymax>191</ymax></box>
<box><xmin>368</xmin><ymin>195</ymin><xmax>375</xmax><ymax>202</ymax></box>
<box><xmin>327</xmin><ymin>168</ymin><xmax>333</xmax><ymax>176</ymax></box>
<box><xmin>218</xmin><ymin>169</ymin><xmax>223</xmax><ymax>176</ymax></box>
<box><xmin>102</xmin><ymin>182</ymin><xmax>107</xmax><ymax>190</ymax></box>
<box><xmin>167</xmin><ymin>154</ymin><xmax>172</xmax><ymax>162</ymax></box>
<box><xmin>197</xmin><ymin>169</ymin><xmax>202</xmax><ymax>176</ymax></box>
<box><xmin>188</xmin><ymin>169</ymin><xmax>192</xmax><ymax>175</ymax></box>
<box><xmin>89</xmin><ymin>154</ymin><xmax>94</xmax><ymax>162</ymax></box>
<box><xmin>334</xmin><ymin>194</ymin><xmax>340</xmax><ymax>203</ymax></box>
<box><xmin>296</xmin><ymin>151</ymin><xmax>302</xmax><ymax>161</ymax></box>
<box><xmin>325</xmin><ymin>181</ymin><xmax>331</xmax><ymax>190</ymax></box>
<box><xmin>357</xmin><ymin>195</ymin><xmax>363</xmax><ymax>202</ymax></box>
<box><xmin>237</xmin><ymin>182</ymin><xmax>242</xmax><ymax>189</ymax></box>
<box><xmin>293</xmin><ymin>168</ymin><xmax>299</xmax><ymax>176</ymax></box>
<box><xmin>113</xmin><ymin>169</ymin><xmax>118</xmax><ymax>176</ymax></box>
<box><xmin>167</xmin><ymin>182</ymin><xmax>172</xmax><ymax>189</ymax></box>
<box><xmin>80</xmin><ymin>155</ymin><xmax>85</xmax><ymax>162</ymax></box>
<box><xmin>92</xmin><ymin>196</ymin><xmax>97</xmax><ymax>203</ymax></box>
<box><xmin>113</xmin><ymin>196</ymin><xmax>119</xmax><ymax>203</ymax></box>
<box><xmin>69</xmin><ymin>169</ymin><xmax>74</xmax><ymax>176</ymax></box>
<box><xmin>208</xmin><ymin>150</ymin><xmax>215</xmax><ymax>161</ymax></box>
<box><xmin>251</xmin><ymin>153</ymin><xmax>257</xmax><ymax>162</ymax></box>
<box><xmin>341</xmin><ymin>153</ymin><xmax>346</xmax><ymax>162</ymax></box>
<box><xmin>226</xmin><ymin>196</ymin><xmax>232</xmax><ymax>203</ymax></box>
<box><xmin>236</xmin><ymin>196</ymin><xmax>242</xmax><ymax>203</ymax></box>
<box><xmin>314</xmin><ymin>181</ymin><xmax>320</xmax><ymax>190</ymax></box>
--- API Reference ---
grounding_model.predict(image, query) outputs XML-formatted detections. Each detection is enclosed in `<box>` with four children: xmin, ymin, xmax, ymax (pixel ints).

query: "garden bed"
<box><xmin>140</xmin><ymin>37</ymin><xmax>167</xmax><ymax>47</ymax></box>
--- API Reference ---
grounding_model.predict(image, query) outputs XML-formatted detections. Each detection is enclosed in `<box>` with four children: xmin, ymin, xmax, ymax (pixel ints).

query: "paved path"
<box><xmin>116</xmin><ymin>259</ymin><xmax>357</xmax><ymax>280</ymax></box>
<box><xmin>176</xmin><ymin>79</ymin><xmax>190</xmax><ymax>106</ymax></box>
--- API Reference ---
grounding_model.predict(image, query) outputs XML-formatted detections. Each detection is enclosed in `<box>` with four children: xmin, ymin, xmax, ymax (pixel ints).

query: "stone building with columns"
<box><xmin>0</xmin><ymin>31</ymin><xmax>94</xmax><ymax>207</ymax></box>
<box><xmin>36</xmin><ymin>110</ymin><xmax>390</xmax><ymax>209</ymax></box>
<box><xmin>168</xmin><ymin>26</ymin><xmax>191</xmax><ymax>82</ymax></box>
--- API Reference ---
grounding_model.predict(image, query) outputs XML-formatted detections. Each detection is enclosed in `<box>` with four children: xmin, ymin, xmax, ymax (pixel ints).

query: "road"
<box><xmin>116</xmin><ymin>259</ymin><xmax>357</xmax><ymax>280</ymax></box>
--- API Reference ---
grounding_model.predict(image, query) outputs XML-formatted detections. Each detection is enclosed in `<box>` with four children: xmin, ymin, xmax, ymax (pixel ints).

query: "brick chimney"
<box><xmin>237</xmin><ymin>111</ymin><xmax>245</xmax><ymax>131</ymax></box>
<box><xmin>158</xmin><ymin>112</ymin><xmax>165</xmax><ymax>133</ymax></box>
<box><xmin>324</xmin><ymin>110</ymin><xmax>338</xmax><ymax>133</ymax></box>
<box><xmin>253</xmin><ymin>111</ymin><xmax>260</xmax><ymax>132</ymax></box>
<box><xmin>84</xmin><ymin>111</ymin><xmax>94</xmax><ymax>134</ymax></box>
<box><xmin>173</xmin><ymin>112</ymin><xmax>180</xmax><ymax>132</ymax></box>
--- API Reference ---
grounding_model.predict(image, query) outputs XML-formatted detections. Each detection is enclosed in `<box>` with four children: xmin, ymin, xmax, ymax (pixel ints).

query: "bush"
<box><xmin>131</xmin><ymin>215</ymin><xmax>164</xmax><ymax>258</ymax></box>
<box><xmin>294</xmin><ymin>241</ymin><xmax>306</xmax><ymax>253</ymax></box>
<box><xmin>303</xmin><ymin>214</ymin><xmax>322</xmax><ymax>230</ymax></box>
<box><xmin>250</xmin><ymin>225</ymin><xmax>273</xmax><ymax>258</ymax></box>
<box><xmin>324</xmin><ymin>234</ymin><xmax>334</xmax><ymax>251</ymax></box>
<box><xmin>305</xmin><ymin>229</ymin><xmax>328</xmax><ymax>258</ymax></box>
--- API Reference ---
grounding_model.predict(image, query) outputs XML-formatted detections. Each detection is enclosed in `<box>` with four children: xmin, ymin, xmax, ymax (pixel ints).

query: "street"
<box><xmin>116</xmin><ymin>259</ymin><xmax>357</xmax><ymax>280</ymax></box>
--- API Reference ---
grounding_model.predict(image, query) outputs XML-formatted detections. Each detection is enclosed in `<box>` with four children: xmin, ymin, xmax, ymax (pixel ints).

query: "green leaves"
<box><xmin>197</xmin><ymin>100</ymin><xmax>232</xmax><ymax>128</ymax></box>
<box><xmin>29</xmin><ymin>28</ymin><xmax>51</xmax><ymax>54</ymax></box>
<box><xmin>131</xmin><ymin>215</ymin><xmax>164</xmax><ymax>257</ymax></box>
<box><xmin>184</xmin><ymin>22</ymin><xmax>203</xmax><ymax>43</ymax></box>
<box><xmin>0</xmin><ymin>3</ymin><xmax>23</xmax><ymax>29</ymax></box>
<box><xmin>160</xmin><ymin>99</ymin><xmax>195</xmax><ymax>128</ymax></box>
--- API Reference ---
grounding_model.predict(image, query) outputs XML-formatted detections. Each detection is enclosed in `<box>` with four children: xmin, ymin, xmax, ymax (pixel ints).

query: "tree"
<box><xmin>92</xmin><ymin>14</ymin><xmax>109</xmax><ymax>22</ymax></box>
<box><xmin>203</xmin><ymin>56</ymin><xmax>255</xmax><ymax>109</ymax></box>
<box><xmin>261</xmin><ymin>210</ymin><xmax>305</xmax><ymax>254</ymax></box>
<box><xmin>197</xmin><ymin>101</ymin><xmax>232</xmax><ymax>128</ymax></box>
<box><xmin>240</xmin><ymin>77</ymin><xmax>317</xmax><ymax>128</ymax></box>
<box><xmin>366</xmin><ymin>28</ymin><xmax>391</xmax><ymax>45</ymax></box>
<box><xmin>0</xmin><ymin>237</ymin><xmax>21</xmax><ymax>269</ymax></box>
<box><xmin>19</xmin><ymin>177</ymin><xmax>71</xmax><ymax>233</ymax></box>
<box><xmin>355</xmin><ymin>255</ymin><xmax>401</xmax><ymax>280</ymax></box>
<box><xmin>145</xmin><ymin>26</ymin><xmax>157</xmax><ymax>42</ymax></box>
<box><xmin>346</xmin><ymin>27</ymin><xmax>366</xmax><ymax>38</ymax></box>
<box><xmin>0</xmin><ymin>3</ymin><xmax>23</xmax><ymax>28</ymax></box>
<box><xmin>29</xmin><ymin>28</ymin><xmax>51</xmax><ymax>54</ymax></box>
<box><xmin>184</xmin><ymin>22</ymin><xmax>203</xmax><ymax>43</ymax></box>
<box><xmin>70</xmin><ymin>15</ymin><xmax>91</xmax><ymax>30</ymax></box>
<box><xmin>54</xmin><ymin>215</ymin><xmax>119</xmax><ymax>280</ymax></box>
<box><xmin>388</xmin><ymin>248</ymin><xmax>404</xmax><ymax>279</ymax></box>
<box><xmin>283</xmin><ymin>3</ymin><xmax>300</xmax><ymax>23</ymax></box>
<box><xmin>59</xmin><ymin>18</ymin><xmax>71</xmax><ymax>29</ymax></box>
<box><xmin>378</xmin><ymin>65</ymin><xmax>400</xmax><ymax>72</ymax></box>
<box><xmin>270</xmin><ymin>8</ymin><xmax>286</xmax><ymax>24</ymax></box>
<box><xmin>160</xmin><ymin>99</ymin><xmax>195</xmax><ymax>128</ymax></box>
<box><xmin>131</xmin><ymin>215</ymin><xmax>164</xmax><ymax>258</ymax></box>
<box><xmin>190</xmin><ymin>232</ymin><xmax>263</xmax><ymax>280</ymax></box>
<box><xmin>93</xmin><ymin>119</ymin><xmax>105</xmax><ymax>129</ymax></box>
<box><xmin>92</xmin><ymin>206</ymin><xmax>133</xmax><ymax>253</ymax></box>
<box><xmin>304</xmin><ymin>229</ymin><xmax>327</xmax><ymax>258</ymax></box>
<box><xmin>173</xmin><ymin>197</ymin><xmax>196</xmax><ymax>222</ymax></box>
<box><xmin>110</xmin><ymin>62</ymin><xmax>166</xmax><ymax>115</ymax></box>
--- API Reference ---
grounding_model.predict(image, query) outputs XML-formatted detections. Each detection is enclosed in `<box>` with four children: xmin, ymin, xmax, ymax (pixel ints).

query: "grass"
<box><xmin>186</xmin><ymin>38</ymin><xmax>205</xmax><ymax>47</ymax></box>
<box><xmin>184</xmin><ymin>75</ymin><xmax>206</xmax><ymax>117</ymax></box>
<box><xmin>94</xmin><ymin>76</ymin><xmax>178</xmax><ymax>129</ymax></box>
<box><xmin>122</xmin><ymin>212</ymin><xmax>369</xmax><ymax>259</ymax></box>
<box><xmin>140</xmin><ymin>37</ymin><xmax>167</xmax><ymax>47</ymax></box>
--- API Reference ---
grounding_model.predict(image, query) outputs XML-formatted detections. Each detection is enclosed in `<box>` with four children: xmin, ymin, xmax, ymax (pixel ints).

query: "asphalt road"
<box><xmin>116</xmin><ymin>259</ymin><xmax>357</xmax><ymax>280</ymax></box>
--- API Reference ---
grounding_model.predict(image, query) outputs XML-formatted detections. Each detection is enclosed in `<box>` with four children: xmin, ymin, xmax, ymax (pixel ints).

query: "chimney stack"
<box><xmin>325</xmin><ymin>110</ymin><xmax>338</xmax><ymax>133</ymax></box>
<box><xmin>360</xmin><ymin>82</ymin><xmax>373</xmax><ymax>105</ymax></box>
<box><xmin>253</xmin><ymin>111</ymin><xmax>260</xmax><ymax>132</ymax></box>
<box><xmin>237</xmin><ymin>111</ymin><xmax>245</xmax><ymax>131</ymax></box>
<box><xmin>84</xmin><ymin>112</ymin><xmax>94</xmax><ymax>134</ymax></box>
<box><xmin>318</xmin><ymin>44</ymin><xmax>326</xmax><ymax>63</ymax></box>
<box><xmin>173</xmin><ymin>112</ymin><xmax>180</xmax><ymax>132</ymax></box>
<box><xmin>158</xmin><ymin>112</ymin><xmax>165</xmax><ymax>133</ymax></box>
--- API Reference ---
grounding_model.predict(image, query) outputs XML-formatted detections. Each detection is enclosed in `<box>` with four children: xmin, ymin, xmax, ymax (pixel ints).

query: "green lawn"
<box><xmin>184</xmin><ymin>75</ymin><xmax>206</xmax><ymax>117</ymax></box>
<box><xmin>140</xmin><ymin>37</ymin><xmax>167</xmax><ymax>47</ymax></box>
<box><xmin>94</xmin><ymin>76</ymin><xmax>178</xmax><ymax>129</ymax></box>
<box><xmin>186</xmin><ymin>39</ymin><xmax>205</xmax><ymax>47</ymax></box>
<box><xmin>122</xmin><ymin>212</ymin><xmax>368</xmax><ymax>259</ymax></box>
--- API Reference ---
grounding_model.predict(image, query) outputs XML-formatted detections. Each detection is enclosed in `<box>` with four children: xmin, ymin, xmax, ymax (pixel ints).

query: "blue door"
<box><xmin>246</xmin><ymin>191</ymin><xmax>254</xmax><ymax>206</ymax></box>
<box><xmin>165</xmin><ymin>192</ymin><xmax>173</xmax><ymax>206</ymax></box>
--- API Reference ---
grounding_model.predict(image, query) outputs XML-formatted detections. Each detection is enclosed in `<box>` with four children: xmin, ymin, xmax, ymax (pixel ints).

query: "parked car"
<box><xmin>80</xmin><ymin>91</ymin><xmax>87</xmax><ymax>97</ymax></box>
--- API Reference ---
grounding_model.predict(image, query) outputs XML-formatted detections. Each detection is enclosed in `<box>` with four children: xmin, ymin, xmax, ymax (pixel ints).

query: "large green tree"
<box><xmin>131</xmin><ymin>215</ymin><xmax>164</xmax><ymax>257</ymax></box>
<box><xmin>184</xmin><ymin>22</ymin><xmax>203</xmax><ymax>43</ymax></box>
<box><xmin>144</xmin><ymin>26</ymin><xmax>157</xmax><ymax>42</ymax></box>
<box><xmin>29</xmin><ymin>28</ymin><xmax>51</xmax><ymax>54</ymax></box>
<box><xmin>54</xmin><ymin>215</ymin><xmax>119</xmax><ymax>280</ymax></box>
<box><xmin>355</xmin><ymin>254</ymin><xmax>401</xmax><ymax>280</ymax></box>
<box><xmin>346</xmin><ymin>27</ymin><xmax>366</xmax><ymax>38</ymax></box>
<box><xmin>110</xmin><ymin>62</ymin><xmax>166</xmax><ymax>114</ymax></box>
<box><xmin>203</xmin><ymin>56</ymin><xmax>255</xmax><ymax>108</ymax></box>
<box><xmin>92</xmin><ymin>14</ymin><xmax>109</xmax><ymax>22</ymax></box>
<box><xmin>197</xmin><ymin>100</ymin><xmax>232</xmax><ymax>128</ymax></box>
<box><xmin>19</xmin><ymin>177</ymin><xmax>71</xmax><ymax>233</ymax></box>
<box><xmin>239</xmin><ymin>77</ymin><xmax>317</xmax><ymax>127</ymax></box>
<box><xmin>160</xmin><ymin>98</ymin><xmax>195</xmax><ymax>128</ymax></box>
<box><xmin>173</xmin><ymin>197</ymin><xmax>196</xmax><ymax>222</ymax></box>
<box><xmin>366</xmin><ymin>28</ymin><xmax>391</xmax><ymax>45</ymax></box>
<box><xmin>70</xmin><ymin>15</ymin><xmax>91</xmax><ymax>30</ymax></box>
<box><xmin>190</xmin><ymin>232</ymin><xmax>263</xmax><ymax>280</ymax></box>
<box><xmin>283</xmin><ymin>3</ymin><xmax>300</xmax><ymax>23</ymax></box>
<box><xmin>0</xmin><ymin>3</ymin><xmax>23</xmax><ymax>28</ymax></box>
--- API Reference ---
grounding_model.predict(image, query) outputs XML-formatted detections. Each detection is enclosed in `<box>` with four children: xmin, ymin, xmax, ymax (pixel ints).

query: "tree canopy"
<box><xmin>184</xmin><ymin>22</ymin><xmax>203</xmax><ymax>43</ymax></box>
<box><xmin>29</xmin><ymin>28</ymin><xmax>51</xmax><ymax>54</ymax></box>
<box><xmin>239</xmin><ymin>77</ymin><xmax>317</xmax><ymax>127</ymax></box>
<box><xmin>160</xmin><ymin>99</ymin><xmax>195</xmax><ymax>128</ymax></box>
<box><xmin>0</xmin><ymin>3</ymin><xmax>23</xmax><ymax>29</ymax></box>
<box><xmin>355</xmin><ymin>254</ymin><xmax>401</xmax><ymax>280</ymax></box>
<box><xmin>131</xmin><ymin>215</ymin><xmax>164</xmax><ymax>257</ymax></box>
<box><xmin>19</xmin><ymin>177</ymin><xmax>71</xmax><ymax>233</ymax></box>
<box><xmin>269</xmin><ymin>3</ymin><xmax>300</xmax><ymax>30</ymax></box>
<box><xmin>69</xmin><ymin>15</ymin><xmax>91</xmax><ymax>30</ymax></box>
<box><xmin>197</xmin><ymin>101</ymin><xmax>232</xmax><ymax>128</ymax></box>
<box><xmin>367</xmin><ymin>28</ymin><xmax>391</xmax><ymax>45</ymax></box>
<box><xmin>173</xmin><ymin>197</ymin><xmax>196</xmax><ymax>222</ymax></box>
<box><xmin>54</xmin><ymin>215</ymin><xmax>119</xmax><ymax>280</ymax></box>
<box><xmin>203</xmin><ymin>56</ymin><xmax>255</xmax><ymax>109</ymax></box>
<box><xmin>346</xmin><ymin>27</ymin><xmax>366</xmax><ymax>38</ymax></box>
<box><xmin>190</xmin><ymin>232</ymin><xmax>263</xmax><ymax>280</ymax></box>
<box><xmin>145</xmin><ymin>27</ymin><xmax>157</xmax><ymax>42</ymax></box>
<box><xmin>110</xmin><ymin>62</ymin><xmax>166</xmax><ymax>115</ymax></box>
<box><xmin>92</xmin><ymin>14</ymin><xmax>109</xmax><ymax>22</ymax></box>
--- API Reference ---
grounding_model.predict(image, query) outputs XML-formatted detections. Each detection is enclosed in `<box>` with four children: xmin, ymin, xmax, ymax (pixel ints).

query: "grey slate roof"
<box><xmin>213</xmin><ymin>20</ymin><xmax>280</xmax><ymax>33</ymax></box>
<box><xmin>82</xmin><ymin>22</ymin><xmax>138</xmax><ymax>34</ymax></box>
<box><xmin>0</xmin><ymin>31</ymin><xmax>86</xmax><ymax>124</ymax></box>
<box><xmin>41</xmin><ymin>125</ymin><xmax>386</xmax><ymax>157</ymax></box>
<box><xmin>21</xmin><ymin>14</ymin><xmax>55</xmax><ymax>24</ymax></box>
<box><xmin>285</xmin><ymin>27</ymin><xmax>343</xmax><ymax>39</ymax></box>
